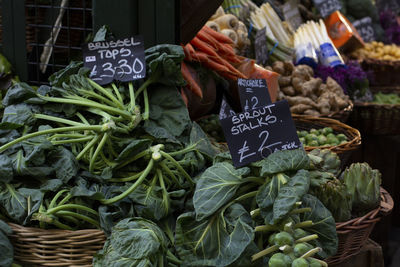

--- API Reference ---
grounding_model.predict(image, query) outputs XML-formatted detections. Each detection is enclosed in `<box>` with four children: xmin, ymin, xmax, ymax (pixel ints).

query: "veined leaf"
<box><xmin>271</xmin><ymin>169</ymin><xmax>310</xmax><ymax>224</ymax></box>
<box><xmin>255</xmin><ymin>149</ymin><xmax>310</xmax><ymax>176</ymax></box>
<box><xmin>175</xmin><ymin>204</ymin><xmax>254</xmax><ymax>266</ymax></box>
<box><xmin>300</xmin><ymin>194</ymin><xmax>338</xmax><ymax>258</ymax></box>
<box><xmin>0</xmin><ymin>219</ymin><xmax>13</xmax><ymax>267</ymax></box>
<box><xmin>193</xmin><ymin>162</ymin><xmax>249</xmax><ymax>221</ymax></box>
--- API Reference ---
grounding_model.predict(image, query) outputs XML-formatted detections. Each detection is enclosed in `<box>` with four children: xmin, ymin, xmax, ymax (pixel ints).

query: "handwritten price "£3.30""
<box><xmin>83</xmin><ymin>37</ymin><xmax>146</xmax><ymax>84</ymax></box>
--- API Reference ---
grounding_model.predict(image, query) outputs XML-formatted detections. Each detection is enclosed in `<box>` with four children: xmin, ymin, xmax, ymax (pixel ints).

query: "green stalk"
<box><xmin>159</xmin><ymin>161</ymin><xmax>181</xmax><ymax>185</ymax></box>
<box><xmin>143</xmin><ymin>88</ymin><xmax>149</xmax><ymax>120</ymax></box>
<box><xmin>159</xmin><ymin>254</ymin><xmax>164</xmax><ymax>267</ymax></box>
<box><xmin>0</xmin><ymin>125</ymin><xmax>103</xmax><ymax>153</ymax></box>
<box><xmin>295</xmin><ymin>234</ymin><xmax>319</xmax><ymax>244</ymax></box>
<box><xmin>111</xmin><ymin>83</ymin><xmax>124</xmax><ymax>103</ymax></box>
<box><xmin>115</xmin><ymin>149</ymin><xmax>150</xmax><ymax>170</ymax></box>
<box><xmin>166</xmin><ymin>250</ymin><xmax>182</xmax><ymax>265</ymax></box>
<box><xmin>251</xmin><ymin>245</ymin><xmax>279</xmax><ymax>261</ymax></box>
<box><xmin>57</xmin><ymin>214</ymin><xmax>80</xmax><ymax>225</ymax></box>
<box><xmin>157</xmin><ymin>169</ymin><xmax>169</xmax><ymax>214</ymax></box>
<box><xmin>250</xmin><ymin>208</ymin><xmax>260</xmax><ymax>218</ymax></box>
<box><xmin>49</xmin><ymin>133</ymin><xmax>87</xmax><ymax>140</ymax></box>
<box><xmin>89</xmin><ymin>133</ymin><xmax>109</xmax><ymax>172</ymax></box>
<box><xmin>99</xmin><ymin>151</ymin><xmax>115</xmax><ymax>167</ymax></box>
<box><xmin>300</xmin><ymin>247</ymin><xmax>321</xmax><ymax>259</ymax></box>
<box><xmin>77</xmin><ymin>88</ymin><xmax>120</xmax><ymax>108</ymax></box>
<box><xmin>38</xmin><ymin>95</ymin><xmax>131</xmax><ymax>119</ymax></box>
<box><xmin>128</xmin><ymin>82</ymin><xmax>135</xmax><ymax>110</ymax></box>
<box><xmin>51</xmin><ymin>136</ymin><xmax>94</xmax><ymax>145</ymax></box>
<box><xmin>55</xmin><ymin>210</ymin><xmax>100</xmax><ymax>228</ymax></box>
<box><xmin>48</xmin><ymin>189</ymin><xmax>69</xmax><ymax>210</ymax></box>
<box><xmin>50</xmin><ymin>217</ymin><xmax>74</xmax><ymax>230</ymax></box>
<box><xmin>159</xmin><ymin>151</ymin><xmax>194</xmax><ymax>185</ymax></box>
<box><xmin>309</xmin><ymin>258</ymin><xmax>328</xmax><ymax>267</ymax></box>
<box><xmin>290</xmin><ymin>207</ymin><xmax>312</xmax><ymax>215</ymax></box>
<box><xmin>46</xmin><ymin>204</ymin><xmax>99</xmax><ymax>216</ymax></box>
<box><xmin>255</xmin><ymin>224</ymin><xmax>278</xmax><ymax>232</ymax></box>
<box><xmin>76</xmin><ymin>112</ymin><xmax>90</xmax><ymax>125</ymax></box>
<box><xmin>135</xmin><ymin>78</ymin><xmax>153</xmax><ymax>98</ymax></box>
<box><xmin>87</xmin><ymin>78</ymin><xmax>124</xmax><ymax>109</ymax></box>
<box><xmin>106</xmin><ymin>136</ymin><xmax>118</xmax><ymax>158</ymax></box>
<box><xmin>76</xmin><ymin>134</ymin><xmax>101</xmax><ymax>160</ymax></box>
<box><xmin>34</xmin><ymin>114</ymin><xmax>86</xmax><ymax>127</ymax></box>
<box><xmin>294</xmin><ymin>220</ymin><xmax>314</xmax><ymax>229</ymax></box>
<box><xmin>100</xmin><ymin>159</ymin><xmax>154</xmax><ymax>205</ymax></box>
<box><xmin>109</xmin><ymin>171</ymin><xmax>144</xmax><ymax>182</ymax></box>
<box><xmin>38</xmin><ymin>203</ymin><xmax>46</xmax><ymax>229</ymax></box>
<box><xmin>168</xmin><ymin>143</ymin><xmax>197</xmax><ymax>157</ymax></box>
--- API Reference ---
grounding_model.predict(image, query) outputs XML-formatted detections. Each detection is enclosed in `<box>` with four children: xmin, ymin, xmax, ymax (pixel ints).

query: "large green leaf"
<box><xmin>144</xmin><ymin>86</ymin><xmax>191</xmax><ymax>143</ymax></box>
<box><xmin>0</xmin><ymin>220</ymin><xmax>13</xmax><ymax>267</ymax></box>
<box><xmin>175</xmin><ymin>204</ymin><xmax>254</xmax><ymax>266</ymax></box>
<box><xmin>255</xmin><ymin>149</ymin><xmax>310</xmax><ymax>176</ymax></box>
<box><xmin>129</xmin><ymin>185</ymin><xmax>169</xmax><ymax>221</ymax></box>
<box><xmin>2</xmin><ymin>82</ymin><xmax>36</xmax><ymax>106</ymax></box>
<box><xmin>2</xmin><ymin>103</ymin><xmax>36</xmax><ymax>126</ymax></box>
<box><xmin>300</xmin><ymin>194</ymin><xmax>338</xmax><ymax>258</ymax></box>
<box><xmin>190</xmin><ymin>122</ymin><xmax>217</xmax><ymax>159</ymax></box>
<box><xmin>271</xmin><ymin>170</ymin><xmax>310</xmax><ymax>224</ymax></box>
<box><xmin>193</xmin><ymin>162</ymin><xmax>249</xmax><ymax>221</ymax></box>
<box><xmin>0</xmin><ymin>155</ymin><xmax>13</xmax><ymax>183</ymax></box>
<box><xmin>93</xmin><ymin>217</ymin><xmax>168</xmax><ymax>267</ymax></box>
<box><xmin>48</xmin><ymin>147</ymin><xmax>79</xmax><ymax>183</ymax></box>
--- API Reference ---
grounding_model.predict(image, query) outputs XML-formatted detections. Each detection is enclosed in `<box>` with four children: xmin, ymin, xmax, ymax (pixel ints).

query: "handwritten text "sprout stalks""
<box><xmin>231</xmin><ymin>104</ymin><xmax>277</xmax><ymax>135</ymax></box>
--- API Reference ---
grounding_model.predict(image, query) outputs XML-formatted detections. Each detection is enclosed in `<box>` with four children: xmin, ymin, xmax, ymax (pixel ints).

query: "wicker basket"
<box><xmin>293</xmin><ymin>115</ymin><xmax>361</xmax><ymax>167</ymax></box>
<box><xmin>361</xmin><ymin>58</ymin><xmax>400</xmax><ymax>87</ymax></box>
<box><xmin>7</xmin><ymin>223</ymin><xmax>106</xmax><ymax>267</ymax></box>
<box><xmin>318</xmin><ymin>102</ymin><xmax>354</xmax><ymax>123</ymax></box>
<box><xmin>326</xmin><ymin>187</ymin><xmax>394</xmax><ymax>265</ymax></box>
<box><xmin>349</xmin><ymin>88</ymin><xmax>400</xmax><ymax>135</ymax></box>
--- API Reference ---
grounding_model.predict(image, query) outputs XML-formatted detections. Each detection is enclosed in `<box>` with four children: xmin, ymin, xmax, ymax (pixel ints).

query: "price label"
<box><xmin>282</xmin><ymin>0</ymin><xmax>303</xmax><ymax>30</ymax></box>
<box><xmin>254</xmin><ymin>27</ymin><xmax>269</xmax><ymax>66</ymax></box>
<box><xmin>353</xmin><ymin>17</ymin><xmax>375</xmax><ymax>43</ymax></box>
<box><xmin>219</xmin><ymin>96</ymin><xmax>236</xmax><ymax>120</ymax></box>
<box><xmin>220</xmin><ymin>100</ymin><xmax>301</xmax><ymax>167</ymax></box>
<box><xmin>82</xmin><ymin>36</ymin><xmax>146</xmax><ymax>85</ymax></box>
<box><xmin>313</xmin><ymin>0</ymin><xmax>341</xmax><ymax>18</ymax></box>
<box><xmin>238</xmin><ymin>78</ymin><xmax>271</xmax><ymax>112</ymax></box>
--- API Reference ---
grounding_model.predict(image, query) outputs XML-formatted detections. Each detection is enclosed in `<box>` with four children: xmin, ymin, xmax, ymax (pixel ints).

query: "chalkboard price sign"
<box><xmin>254</xmin><ymin>27</ymin><xmax>269</xmax><ymax>66</ymax></box>
<box><xmin>313</xmin><ymin>0</ymin><xmax>341</xmax><ymax>18</ymax></box>
<box><xmin>219</xmin><ymin>96</ymin><xmax>236</xmax><ymax>120</ymax></box>
<box><xmin>82</xmin><ymin>36</ymin><xmax>146</xmax><ymax>85</ymax></box>
<box><xmin>238</xmin><ymin>78</ymin><xmax>272</xmax><ymax>112</ymax></box>
<box><xmin>220</xmin><ymin>100</ymin><xmax>301</xmax><ymax>167</ymax></box>
<box><xmin>353</xmin><ymin>17</ymin><xmax>375</xmax><ymax>43</ymax></box>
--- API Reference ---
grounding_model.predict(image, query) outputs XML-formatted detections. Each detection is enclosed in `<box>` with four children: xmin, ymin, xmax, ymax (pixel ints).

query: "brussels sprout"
<box><xmin>299</xmin><ymin>137</ymin><xmax>306</xmax><ymax>144</ymax></box>
<box><xmin>269</xmin><ymin>233</ymin><xmax>278</xmax><ymax>245</ymax></box>
<box><xmin>317</xmin><ymin>135</ymin><xmax>327</xmax><ymax>145</ymax></box>
<box><xmin>274</xmin><ymin>232</ymin><xmax>294</xmax><ymax>246</ymax></box>
<box><xmin>292</xmin><ymin>258</ymin><xmax>309</xmax><ymax>267</ymax></box>
<box><xmin>310</xmin><ymin>128</ymin><xmax>319</xmax><ymax>135</ymax></box>
<box><xmin>269</xmin><ymin>253</ymin><xmax>290</xmax><ymax>267</ymax></box>
<box><xmin>326</xmin><ymin>133</ymin><xmax>335</xmax><ymax>139</ymax></box>
<box><xmin>337</xmin><ymin>134</ymin><xmax>347</xmax><ymax>141</ymax></box>
<box><xmin>321</xmin><ymin>127</ymin><xmax>333</xmax><ymax>135</ymax></box>
<box><xmin>308</xmin><ymin>258</ymin><xmax>322</xmax><ymax>267</ymax></box>
<box><xmin>294</xmin><ymin>243</ymin><xmax>312</xmax><ymax>257</ymax></box>
<box><xmin>326</xmin><ymin>136</ymin><xmax>339</xmax><ymax>145</ymax></box>
<box><xmin>293</xmin><ymin>229</ymin><xmax>307</xmax><ymax>240</ymax></box>
<box><xmin>305</xmin><ymin>134</ymin><xmax>318</xmax><ymax>143</ymax></box>
<box><xmin>308</xmin><ymin>140</ymin><xmax>319</xmax><ymax>147</ymax></box>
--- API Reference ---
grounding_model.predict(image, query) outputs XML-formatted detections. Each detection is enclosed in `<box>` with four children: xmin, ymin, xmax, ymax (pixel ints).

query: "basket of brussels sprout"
<box><xmin>293</xmin><ymin>115</ymin><xmax>361</xmax><ymax>168</ymax></box>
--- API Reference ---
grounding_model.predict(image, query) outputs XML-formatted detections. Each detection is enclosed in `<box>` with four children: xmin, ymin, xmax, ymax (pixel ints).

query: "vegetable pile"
<box><xmin>273</xmin><ymin>61</ymin><xmax>351</xmax><ymax>116</ymax></box>
<box><xmin>371</xmin><ymin>93</ymin><xmax>400</xmax><ymax>105</ymax></box>
<box><xmin>351</xmin><ymin>41</ymin><xmax>400</xmax><ymax>61</ymax></box>
<box><xmin>298</xmin><ymin>127</ymin><xmax>348</xmax><ymax>148</ymax></box>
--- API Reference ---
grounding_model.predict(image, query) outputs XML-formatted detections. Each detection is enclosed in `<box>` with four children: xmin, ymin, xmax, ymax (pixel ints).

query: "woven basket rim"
<box><xmin>316</xmin><ymin>101</ymin><xmax>354</xmax><ymax>119</ymax></box>
<box><xmin>293</xmin><ymin>114</ymin><xmax>361</xmax><ymax>154</ymax></box>
<box><xmin>7</xmin><ymin>222</ymin><xmax>105</xmax><ymax>235</ymax></box>
<box><xmin>353</xmin><ymin>101</ymin><xmax>400</xmax><ymax>108</ymax></box>
<box><xmin>335</xmin><ymin>187</ymin><xmax>393</xmax><ymax>230</ymax></box>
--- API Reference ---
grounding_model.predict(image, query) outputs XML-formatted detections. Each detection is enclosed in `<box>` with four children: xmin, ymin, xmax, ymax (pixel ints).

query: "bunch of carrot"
<box><xmin>181</xmin><ymin>25</ymin><xmax>247</xmax><ymax>99</ymax></box>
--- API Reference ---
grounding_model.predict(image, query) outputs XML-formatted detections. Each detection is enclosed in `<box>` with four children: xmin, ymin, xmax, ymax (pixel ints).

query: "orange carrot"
<box><xmin>196</xmin><ymin>30</ymin><xmax>219</xmax><ymax>49</ymax></box>
<box><xmin>190</xmin><ymin>36</ymin><xmax>220</xmax><ymax>59</ymax></box>
<box><xmin>186</xmin><ymin>43</ymin><xmax>196</xmax><ymax>59</ymax></box>
<box><xmin>213</xmin><ymin>56</ymin><xmax>247</xmax><ymax>79</ymax></box>
<box><xmin>181</xmin><ymin>62</ymin><xmax>203</xmax><ymax>98</ymax></box>
<box><xmin>202</xmin><ymin>26</ymin><xmax>234</xmax><ymax>44</ymax></box>
<box><xmin>181</xmin><ymin>44</ymin><xmax>192</xmax><ymax>61</ymax></box>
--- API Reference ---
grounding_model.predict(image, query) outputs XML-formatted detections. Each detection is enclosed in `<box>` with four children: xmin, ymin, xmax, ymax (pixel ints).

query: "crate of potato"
<box><xmin>272</xmin><ymin>61</ymin><xmax>353</xmax><ymax>122</ymax></box>
<box><xmin>350</xmin><ymin>41</ymin><xmax>400</xmax><ymax>87</ymax></box>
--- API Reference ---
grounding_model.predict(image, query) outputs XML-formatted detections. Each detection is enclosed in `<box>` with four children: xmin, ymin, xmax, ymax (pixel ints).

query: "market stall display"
<box><xmin>0</xmin><ymin>0</ymin><xmax>399</xmax><ymax>266</ymax></box>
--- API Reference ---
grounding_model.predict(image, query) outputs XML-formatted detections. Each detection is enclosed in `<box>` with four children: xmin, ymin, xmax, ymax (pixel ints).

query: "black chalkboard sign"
<box><xmin>82</xmin><ymin>36</ymin><xmax>146</xmax><ymax>85</ymax></box>
<box><xmin>238</xmin><ymin>78</ymin><xmax>272</xmax><ymax>112</ymax></box>
<box><xmin>313</xmin><ymin>0</ymin><xmax>341</xmax><ymax>18</ymax></box>
<box><xmin>219</xmin><ymin>96</ymin><xmax>236</xmax><ymax>120</ymax></box>
<box><xmin>254</xmin><ymin>27</ymin><xmax>269</xmax><ymax>66</ymax></box>
<box><xmin>220</xmin><ymin>100</ymin><xmax>302</xmax><ymax>167</ymax></box>
<box><xmin>353</xmin><ymin>17</ymin><xmax>375</xmax><ymax>43</ymax></box>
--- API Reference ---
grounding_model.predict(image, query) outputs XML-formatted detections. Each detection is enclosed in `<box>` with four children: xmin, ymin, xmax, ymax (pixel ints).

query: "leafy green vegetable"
<box><xmin>0</xmin><ymin>220</ymin><xmax>13</xmax><ymax>267</ymax></box>
<box><xmin>193</xmin><ymin>162</ymin><xmax>249</xmax><ymax>220</ymax></box>
<box><xmin>93</xmin><ymin>217</ymin><xmax>169</xmax><ymax>267</ymax></box>
<box><xmin>255</xmin><ymin>149</ymin><xmax>310</xmax><ymax>176</ymax></box>
<box><xmin>175</xmin><ymin>204</ymin><xmax>254</xmax><ymax>266</ymax></box>
<box><xmin>300</xmin><ymin>194</ymin><xmax>338</xmax><ymax>258</ymax></box>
